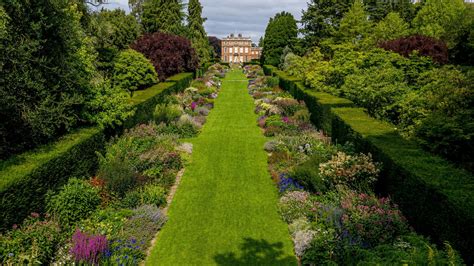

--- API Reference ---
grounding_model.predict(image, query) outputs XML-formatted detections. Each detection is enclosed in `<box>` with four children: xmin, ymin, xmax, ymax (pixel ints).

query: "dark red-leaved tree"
<box><xmin>379</xmin><ymin>35</ymin><xmax>448</xmax><ymax>64</ymax></box>
<box><xmin>131</xmin><ymin>32</ymin><xmax>199</xmax><ymax>80</ymax></box>
<box><xmin>208</xmin><ymin>36</ymin><xmax>221</xmax><ymax>59</ymax></box>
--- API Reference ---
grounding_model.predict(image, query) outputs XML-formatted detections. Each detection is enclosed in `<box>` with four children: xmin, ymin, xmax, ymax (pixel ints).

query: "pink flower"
<box><xmin>191</xmin><ymin>102</ymin><xmax>197</xmax><ymax>111</ymax></box>
<box><xmin>30</xmin><ymin>212</ymin><xmax>40</xmax><ymax>218</ymax></box>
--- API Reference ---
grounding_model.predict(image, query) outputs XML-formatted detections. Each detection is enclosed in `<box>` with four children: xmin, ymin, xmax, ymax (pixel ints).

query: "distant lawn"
<box><xmin>146</xmin><ymin>70</ymin><xmax>296</xmax><ymax>265</ymax></box>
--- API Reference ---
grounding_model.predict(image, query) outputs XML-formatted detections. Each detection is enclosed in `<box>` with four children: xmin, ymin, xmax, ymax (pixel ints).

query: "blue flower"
<box><xmin>131</xmin><ymin>238</ymin><xmax>137</xmax><ymax>244</ymax></box>
<box><xmin>8</xmin><ymin>253</ymin><xmax>14</xmax><ymax>257</ymax></box>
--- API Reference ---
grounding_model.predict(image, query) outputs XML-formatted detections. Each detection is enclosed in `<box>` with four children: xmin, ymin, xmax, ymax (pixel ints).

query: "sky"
<box><xmin>96</xmin><ymin>0</ymin><xmax>308</xmax><ymax>43</ymax></box>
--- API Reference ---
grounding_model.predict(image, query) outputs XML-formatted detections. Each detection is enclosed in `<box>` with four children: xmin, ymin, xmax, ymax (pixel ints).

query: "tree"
<box><xmin>261</xmin><ymin>12</ymin><xmax>298</xmax><ymax>66</ymax></box>
<box><xmin>372</xmin><ymin>12</ymin><xmax>410</xmax><ymax>43</ymax></box>
<box><xmin>90</xmin><ymin>9</ymin><xmax>141</xmax><ymax>73</ymax></box>
<box><xmin>364</xmin><ymin>0</ymin><xmax>417</xmax><ymax>22</ymax></box>
<box><xmin>258</xmin><ymin>36</ymin><xmax>264</xmax><ymax>47</ymax></box>
<box><xmin>131</xmin><ymin>32</ymin><xmax>199</xmax><ymax>80</ymax></box>
<box><xmin>379</xmin><ymin>35</ymin><xmax>449</xmax><ymax>64</ymax></box>
<box><xmin>300</xmin><ymin>0</ymin><xmax>353</xmax><ymax>46</ymax></box>
<box><xmin>187</xmin><ymin>0</ymin><xmax>211</xmax><ymax>66</ymax></box>
<box><xmin>208</xmin><ymin>36</ymin><xmax>221</xmax><ymax>60</ymax></box>
<box><xmin>112</xmin><ymin>49</ymin><xmax>158</xmax><ymax>94</ymax></box>
<box><xmin>0</xmin><ymin>0</ymin><xmax>97</xmax><ymax>158</ymax></box>
<box><xmin>413</xmin><ymin>0</ymin><xmax>466</xmax><ymax>49</ymax></box>
<box><xmin>141</xmin><ymin>0</ymin><xmax>185</xmax><ymax>35</ymax></box>
<box><xmin>337</xmin><ymin>0</ymin><xmax>372</xmax><ymax>44</ymax></box>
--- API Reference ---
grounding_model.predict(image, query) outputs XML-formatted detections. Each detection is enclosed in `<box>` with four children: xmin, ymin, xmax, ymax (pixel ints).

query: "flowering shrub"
<box><xmin>70</xmin><ymin>230</ymin><xmax>108</xmax><ymax>265</ymax></box>
<box><xmin>319</xmin><ymin>152</ymin><xmax>380</xmax><ymax>192</ymax></box>
<box><xmin>0</xmin><ymin>215</ymin><xmax>61</xmax><ymax>265</ymax></box>
<box><xmin>278</xmin><ymin>191</ymin><xmax>313</xmax><ymax>223</ymax></box>
<box><xmin>340</xmin><ymin>192</ymin><xmax>408</xmax><ymax>247</ymax></box>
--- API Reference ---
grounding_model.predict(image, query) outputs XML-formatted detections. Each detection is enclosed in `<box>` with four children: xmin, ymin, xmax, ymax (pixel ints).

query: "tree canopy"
<box><xmin>141</xmin><ymin>0</ymin><xmax>186</xmax><ymax>35</ymax></box>
<box><xmin>261</xmin><ymin>12</ymin><xmax>298</xmax><ymax>66</ymax></box>
<box><xmin>187</xmin><ymin>0</ymin><xmax>211</xmax><ymax>66</ymax></box>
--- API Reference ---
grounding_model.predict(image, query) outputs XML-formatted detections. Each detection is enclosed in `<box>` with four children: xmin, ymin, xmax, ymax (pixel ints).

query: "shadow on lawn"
<box><xmin>213</xmin><ymin>237</ymin><xmax>297</xmax><ymax>266</ymax></box>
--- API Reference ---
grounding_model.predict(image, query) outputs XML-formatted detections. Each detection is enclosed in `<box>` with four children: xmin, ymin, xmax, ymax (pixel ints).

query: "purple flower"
<box><xmin>278</xmin><ymin>174</ymin><xmax>303</xmax><ymax>193</ymax></box>
<box><xmin>70</xmin><ymin>229</ymin><xmax>108</xmax><ymax>265</ymax></box>
<box><xmin>282</xmin><ymin>117</ymin><xmax>289</xmax><ymax>123</ymax></box>
<box><xmin>191</xmin><ymin>102</ymin><xmax>197</xmax><ymax>111</ymax></box>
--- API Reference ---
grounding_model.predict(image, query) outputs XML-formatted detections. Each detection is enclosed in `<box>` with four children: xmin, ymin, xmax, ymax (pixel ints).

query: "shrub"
<box><xmin>46</xmin><ymin>178</ymin><xmax>101</xmax><ymax>226</ymax></box>
<box><xmin>112</xmin><ymin>49</ymin><xmax>158</xmax><ymax>94</ymax></box>
<box><xmin>0</xmin><ymin>216</ymin><xmax>61</xmax><ymax>265</ymax></box>
<box><xmin>97</xmin><ymin>138</ymin><xmax>137</xmax><ymax>197</ymax></box>
<box><xmin>131</xmin><ymin>32</ymin><xmax>199</xmax><ymax>81</ymax></box>
<box><xmin>379</xmin><ymin>35</ymin><xmax>448</xmax><ymax>64</ymax></box>
<box><xmin>340</xmin><ymin>192</ymin><xmax>409</xmax><ymax>247</ymax></box>
<box><xmin>140</xmin><ymin>184</ymin><xmax>167</xmax><ymax>207</ymax></box>
<box><xmin>291</xmin><ymin>153</ymin><xmax>332</xmax><ymax>193</ymax></box>
<box><xmin>319</xmin><ymin>152</ymin><xmax>380</xmax><ymax>192</ymax></box>
<box><xmin>70</xmin><ymin>229</ymin><xmax>108</xmax><ymax>265</ymax></box>
<box><xmin>266</xmin><ymin>76</ymin><xmax>280</xmax><ymax>88</ymax></box>
<box><xmin>154</xmin><ymin>104</ymin><xmax>182</xmax><ymax>124</ymax></box>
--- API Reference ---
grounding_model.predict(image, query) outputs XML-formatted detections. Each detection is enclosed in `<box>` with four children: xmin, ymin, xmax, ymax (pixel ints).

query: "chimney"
<box><xmin>230</xmin><ymin>33</ymin><xmax>234</xmax><ymax>37</ymax></box>
<box><xmin>238</xmin><ymin>33</ymin><xmax>242</xmax><ymax>38</ymax></box>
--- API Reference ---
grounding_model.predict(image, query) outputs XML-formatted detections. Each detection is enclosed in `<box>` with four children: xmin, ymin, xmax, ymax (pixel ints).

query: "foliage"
<box><xmin>132</xmin><ymin>32</ymin><xmax>199</xmax><ymax>80</ymax></box>
<box><xmin>89</xmin><ymin>8</ymin><xmax>141</xmax><ymax>73</ymax></box>
<box><xmin>154</xmin><ymin>104</ymin><xmax>182</xmax><ymax>124</ymax></box>
<box><xmin>0</xmin><ymin>215</ymin><xmax>61</xmax><ymax>265</ymax></box>
<box><xmin>112</xmin><ymin>49</ymin><xmax>158</xmax><ymax>94</ymax></box>
<box><xmin>83</xmin><ymin>78</ymin><xmax>135</xmax><ymax>128</ymax></box>
<box><xmin>46</xmin><ymin>178</ymin><xmax>101</xmax><ymax>226</ymax></box>
<box><xmin>300</xmin><ymin>0</ymin><xmax>353</xmax><ymax>45</ymax></box>
<box><xmin>340</xmin><ymin>64</ymin><xmax>409</xmax><ymax>120</ymax></box>
<box><xmin>379</xmin><ymin>35</ymin><xmax>449</xmax><ymax>64</ymax></box>
<box><xmin>262</xmin><ymin>12</ymin><xmax>298</xmax><ymax>66</ymax></box>
<box><xmin>70</xmin><ymin>229</ymin><xmax>108</xmax><ymax>265</ymax></box>
<box><xmin>340</xmin><ymin>192</ymin><xmax>408</xmax><ymax>247</ymax></box>
<box><xmin>0</xmin><ymin>0</ymin><xmax>96</xmax><ymax>158</ymax></box>
<box><xmin>208</xmin><ymin>36</ymin><xmax>221</xmax><ymax>59</ymax></box>
<box><xmin>187</xmin><ymin>0</ymin><xmax>211</xmax><ymax>66</ymax></box>
<box><xmin>372</xmin><ymin>12</ymin><xmax>410</xmax><ymax>43</ymax></box>
<box><xmin>337</xmin><ymin>0</ymin><xmax>372</xmax><ymax>44</ymax></box>
<box><xmin>141</xmin><ymin>0</ymin><xmax>186</xmax><ymax>35</ymax></box>
<box><xmin>412</xmin><ymin>0</ymin><xmax>466</xmax><ymax>49</ymax></box>
<box><xmin>140</xmin><ymin>184</ymin><xmax>167</xmax><ymax>207</ymax></box>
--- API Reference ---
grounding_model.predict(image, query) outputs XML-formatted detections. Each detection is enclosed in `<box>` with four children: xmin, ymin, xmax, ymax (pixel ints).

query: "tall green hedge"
<box><xmin>268</xmin><ymin>66</ymin><xmax>474</xmax><ymax>263</ymax></box>
<box><xmin>0</xmin><ymin>73</ymin><xmax>193</xmax><ymax>231</ymax></box>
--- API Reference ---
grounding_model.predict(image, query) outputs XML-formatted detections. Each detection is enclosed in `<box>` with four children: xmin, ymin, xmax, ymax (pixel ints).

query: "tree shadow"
<box><xmin>213</xmin><ymin>238</ymin><xmax>297</xmax><ymax>266</ymax></box>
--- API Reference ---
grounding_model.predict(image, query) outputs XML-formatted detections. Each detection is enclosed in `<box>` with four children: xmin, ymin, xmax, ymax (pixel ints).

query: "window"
<box><xmin>224</xmin><ymin>47</ymin><xmax>228</xmax><ymax>53</ymax></box>
<box><xmin>229</xmin><ymin>55</ymin><xmax>233</xmax><ymax>62</ymax></box>
<box><xmin>229</xmin><ymin>47</ymin><xmax>233</xmax><ymax>53</ymax></box>
<box><xmin>240</xmin><ymin>56</ymin><xmax>243</xmax><ymax>62</ymax></box>
<box><xmin>240</xmin><ymin>47</ymin><xmax>243</xmax><ymax>53</ymax></box>
<box><xmin>245</xmin><ymin>47</ymin><xmax>248</xmax><ymax>53</ymax></box>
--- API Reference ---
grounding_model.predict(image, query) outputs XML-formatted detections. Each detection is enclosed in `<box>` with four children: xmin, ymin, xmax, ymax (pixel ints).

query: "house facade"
<box><xmin>221</xmin><ymin>33</ymin><xmax>262</xmax><ymax>63</ymax></box>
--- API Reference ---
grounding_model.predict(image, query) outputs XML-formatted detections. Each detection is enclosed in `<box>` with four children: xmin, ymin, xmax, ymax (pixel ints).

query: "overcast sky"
<box><xmin>96</xmin><ymin>0</ymin><xmax>308</xmax><ymax>43</ymax></box>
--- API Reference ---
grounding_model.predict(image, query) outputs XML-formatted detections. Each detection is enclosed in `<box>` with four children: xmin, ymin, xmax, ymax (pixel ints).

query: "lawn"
<box><xmin>146</xmin><ymin>69</ymin><xmax>296</xmax><ymax>265</ymax></box>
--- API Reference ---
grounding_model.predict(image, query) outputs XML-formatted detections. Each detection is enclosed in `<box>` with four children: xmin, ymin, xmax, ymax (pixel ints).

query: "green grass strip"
<box><xmin>146</xmin><ymin>70</ymin><xmax>296</xmax><ymax>265</ymax></box>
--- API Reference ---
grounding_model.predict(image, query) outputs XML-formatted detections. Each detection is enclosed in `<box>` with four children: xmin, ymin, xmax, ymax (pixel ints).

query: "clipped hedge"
<box><xmin>268</xmin><ymin>66</ymin><xmax>474</xmax><ymax>263</ymax></box>
<box><xmin>0</xmin><ymin>72</ymin><xmax>193</xmax><ymax>231</ymax></box>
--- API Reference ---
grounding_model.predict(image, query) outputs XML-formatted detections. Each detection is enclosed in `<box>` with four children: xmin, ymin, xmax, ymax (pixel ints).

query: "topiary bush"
<box><xmin>131</xmin><ymin>32</ymin><xmax>199</xmax><ymax>81</ymax></box>
<box><xmin>112</xmin><ymin>49</ymin><xmax>158</xmax><ymax>95</ymax></box>
<box><xmin>46</xmin><ymin>178</ymin><xmax>101</xmax><ymax>226</ymax></box>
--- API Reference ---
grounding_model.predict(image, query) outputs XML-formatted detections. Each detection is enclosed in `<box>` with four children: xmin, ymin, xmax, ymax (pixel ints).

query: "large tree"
<box><xmin>300</xmin><ymin>0</ymin><xmax>353</xmax><ymax>46</ymax></box>
<box><xmin>261</xmin><ymin>12</ymin><xmax>298</xmax><ymax>66</ymax></box>
<box><xmin>0</xmin><ymin>0</ymin><xmax>96</xmax><ymax>158</ymax></box>
<box><xmin>141</xmin><ymin>0</ymin><xmax>185</xmax><ymax>35</ymax></box>
<box><xmin>187</xmin><ymin>0</ymin><xmax>211</xmax><ymax>66</ymax></box>
<box><xmin>337</xmin><ymin>0</ymin><xmax>372</xmax><ymax>44</ymax></box>
<box><xmin>413</xmin><ymin>0</ymin><xmax>467</xmax><ymax>49</ymax></box>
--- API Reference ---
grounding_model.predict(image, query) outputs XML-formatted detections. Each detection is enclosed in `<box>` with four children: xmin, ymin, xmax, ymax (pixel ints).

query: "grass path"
<box><xmin>146</xmin><ymin>70</ymin><xmax>296</xmax><ymax>265</ymax></box>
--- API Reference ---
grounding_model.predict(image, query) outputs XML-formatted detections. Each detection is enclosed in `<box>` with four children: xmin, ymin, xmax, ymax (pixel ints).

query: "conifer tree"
<box><xmin>337</xmin><ymin>0</ymin><xmax>371</xmax><ymax>43</ymax></box>
<box><xmin>261</xmin><ymin>12</ymin><xmax>298</xmax><ymax>66</ymax></box>
<box><xmin>141</xmin><ymin>0</ymin><xmax>185</xmax><ymax>35</ymax></box>
<box><xmin>187</xmin><ymin>0</ymin><xmax>211</xmax><ymax>66</ymax></box>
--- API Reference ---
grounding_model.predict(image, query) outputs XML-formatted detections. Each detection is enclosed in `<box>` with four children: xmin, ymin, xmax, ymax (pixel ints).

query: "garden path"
<box><xmin>146</xmin><ymin>69</ymin><xmax>296</xmax><ymax>265</ymax></box>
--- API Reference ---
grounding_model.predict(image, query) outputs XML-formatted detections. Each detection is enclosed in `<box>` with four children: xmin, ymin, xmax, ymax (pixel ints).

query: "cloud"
<box><xmin>98</xmin><ymin>0</ymin><xmax>307</xmax><ymax>43</ymax></box>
